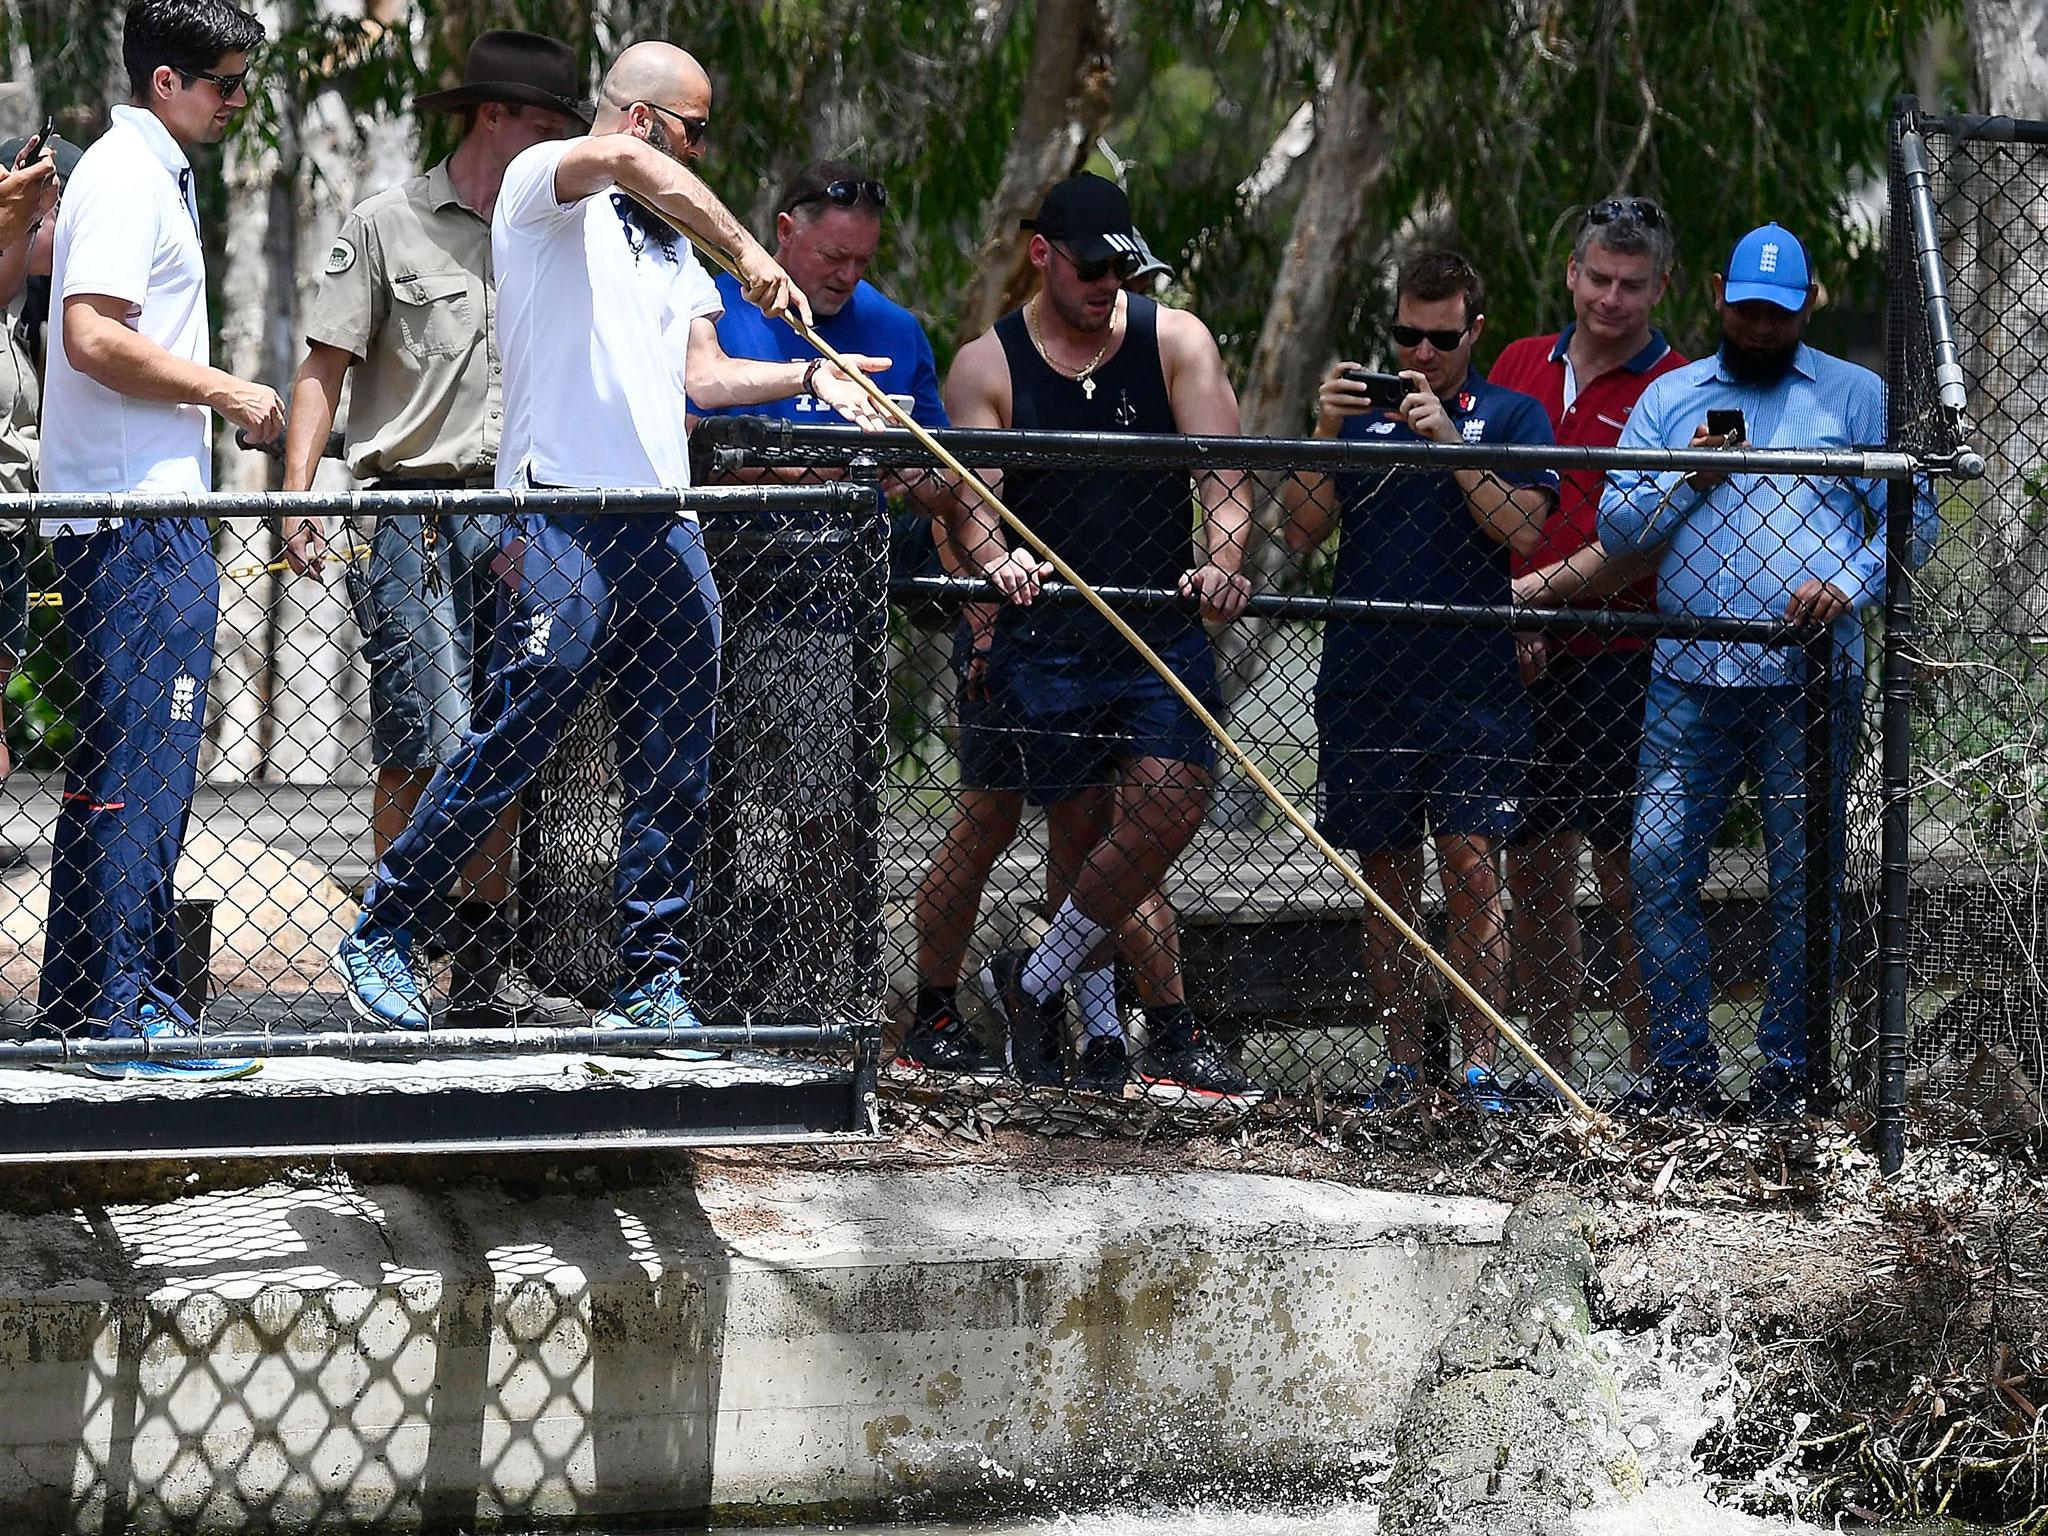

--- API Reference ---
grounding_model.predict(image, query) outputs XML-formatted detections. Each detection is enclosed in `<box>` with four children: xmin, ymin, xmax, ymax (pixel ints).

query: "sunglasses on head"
<box><xmin>1587</xmin><ymin>196</ymin><xmax>1666</xmax><ymax>229</ymax></box>
<box><xmin>180</xmin><ymin>64</ymin><xmax>251</xmax><ymax>97</ymax></box>
<box><xmin>789</xmin><ymin>178</ymin><xmax>888</xmax><ymax>213</ymax></box>
<box><xmin>1053</xmin><ymin>244</ymin><xmax>1142</xmax><ymax>284</ymax></box>
<box><xmin>1390</xmin><ymin>321</ymin><xmax>1470</xmax><ymax>351</ymax></box>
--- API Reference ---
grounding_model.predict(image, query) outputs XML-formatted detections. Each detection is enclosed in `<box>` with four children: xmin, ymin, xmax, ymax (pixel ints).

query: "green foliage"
<box><xmin>8</xmin><ymin>555</ymin><xmax>75</xmax><ymax>773</ymax></box>
<box><xmin>2</xmin><ymin>0</ymin><xmax>1941</xmax><ymax>374</ymax></box>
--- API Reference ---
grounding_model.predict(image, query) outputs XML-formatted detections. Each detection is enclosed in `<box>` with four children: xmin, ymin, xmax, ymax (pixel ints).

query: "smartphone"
<box><xmin>1344</xmin><ymin>367</ymin><xmax>1411</xmax><ymax>411</ymax></box>
<box><xmin>17</xmin><ymin>116</ymin><xmax>53</xmax><ymax>169</ymax></box>
<box><xmin>1706</xmin><ymin>407</ymin><xmax>1746</xmax><ymax>444</ymax></box>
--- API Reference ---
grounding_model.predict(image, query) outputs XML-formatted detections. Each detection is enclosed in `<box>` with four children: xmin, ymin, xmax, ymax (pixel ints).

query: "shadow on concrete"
<box><xmin>5</xmin><ymin>1164</ymin><xmax>741</xmax><ymax>1532</ymax></box>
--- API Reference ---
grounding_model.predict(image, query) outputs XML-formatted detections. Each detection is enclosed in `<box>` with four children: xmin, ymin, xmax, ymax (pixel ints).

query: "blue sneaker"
<box><xmin>595</xmin><ymin>968</ymin><xmax>719</xmax><ymax>1058</ymax></box>
<box><xmin>1455</xmin><ymin>1064</ymin><xmax>1513</xmax><ymax>1114</ymax></box>
<box><xmin>335</xmin><ymin>919</ymin><xmax>430</xmax><ymax>1031</ymax></box>
<box><xmin>1364</xmin><ymin>1062</ymin><xmax>1421</xmax><ymax>1111</ymax></box>
<box><xmin>86</xmin><ymin>1003</ymin><xmax>261</xmax><ymax>1082</ymax></box>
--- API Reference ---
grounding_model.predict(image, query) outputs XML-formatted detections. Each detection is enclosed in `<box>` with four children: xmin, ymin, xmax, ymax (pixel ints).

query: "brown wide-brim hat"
<box><xmin>416</xmin><ymin>30</ymin><xmax>592</xmax><ymax>127</ymax></box>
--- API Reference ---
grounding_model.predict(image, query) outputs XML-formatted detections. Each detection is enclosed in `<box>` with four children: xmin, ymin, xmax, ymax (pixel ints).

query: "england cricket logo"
<box><xmin>170</xmin><ymin>675</ymin><xmax>198</xmax><ymax>723</ymax></box>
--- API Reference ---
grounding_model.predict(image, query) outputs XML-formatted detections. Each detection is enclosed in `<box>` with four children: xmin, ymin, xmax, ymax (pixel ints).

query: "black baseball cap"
<box><xmin>0</xmin><ymin>133</ymin><xmax>83</xmax><ymax>181</ymax></box>
<box><xmin>1023</xmin><ymin>173</ymin><xmax>1141</xmax><ymax>266</ymax></box>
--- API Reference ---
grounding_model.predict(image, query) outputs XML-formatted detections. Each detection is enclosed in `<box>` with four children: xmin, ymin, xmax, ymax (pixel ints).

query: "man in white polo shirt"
<box><xmin>35</xmin><ymin>0</ymin><xmax>283</xmax><ymax>1079</ymax></box>
<box><xmin>338</xmin><ymin>40</ymin><xmax>887</xmax><ymax>1033</ymax></box>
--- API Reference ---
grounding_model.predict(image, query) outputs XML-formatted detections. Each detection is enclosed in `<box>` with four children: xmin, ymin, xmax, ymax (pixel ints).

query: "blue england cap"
<box><xmin>1723</xmin><ymin>223</ymin><xmax>1810</xmax><ymax>309</ymax></box>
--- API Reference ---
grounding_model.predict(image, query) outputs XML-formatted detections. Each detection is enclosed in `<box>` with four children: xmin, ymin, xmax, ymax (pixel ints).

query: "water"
<box><xmin>664</xmin><ymin>1319</ymin><xmax>1841</xmax><ymax>1536</ymax></box>
<box><xmin>685</xmin><ymin>1488</ymin><xmax>1835</xmax><ymax>1533</ymax></box>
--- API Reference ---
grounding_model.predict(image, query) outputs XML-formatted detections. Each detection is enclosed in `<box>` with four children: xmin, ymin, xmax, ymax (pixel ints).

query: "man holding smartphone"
<box><xmin>1283</xmin><ymin>248</ymin><xmax>1558</xmax><ymax>1113</ymax></box>
<box><xmin>1490</xmin><ymin>197</ymin><xmax>1688</xmax><ymax>1095</ymax></box>
<box><xmin>1598</xmin><ymin>221</ymin><xmax>1937</xmax><ymax>1121</ymax></box>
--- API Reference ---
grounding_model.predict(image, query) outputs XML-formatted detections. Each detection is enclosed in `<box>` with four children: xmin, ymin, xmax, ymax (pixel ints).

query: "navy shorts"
<box><xmin>1514</xmin><ymin>648</ymin><xmax>1652</xmax><ymax>851</ymax></box>
<box><xmin>1316</xmin><ymin>689</ymin><xmax>1530</xmax><ymax>852</ymax></box>
<box><xmin>950</xmin><ymin>617</ymin><xmax>1022</xmax><ymax>794</ymax></box>
<box><xmin>980</xmin><ymin>631</ymin><xmax>1219</xmax><ymax>807</ymax></box>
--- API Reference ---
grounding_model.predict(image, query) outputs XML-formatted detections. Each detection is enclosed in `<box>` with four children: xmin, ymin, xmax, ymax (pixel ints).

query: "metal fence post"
<box><xmin>848</xmin><ymin>452</ymin><xmax>888</xmax><ymax>1128</ymax></box>
<box><xmin>1875</xmin><ymin>96</ymin><xmax>1928</xmax><ymax>1175</ymax></box>
<box><xmin>1877</xmin><ymin>473</ymin><xmax>1915</xmax><ymax>1174</ymax></box>
<box><xmin>1802</xmin><ymin>627</ymin><xmax>1836</xmax><ymax>1110</ymax></box>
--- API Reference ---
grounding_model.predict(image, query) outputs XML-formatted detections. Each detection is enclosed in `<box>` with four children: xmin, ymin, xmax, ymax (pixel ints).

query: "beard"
<box><xmin>1044</xmin><ymin>283</ymin><xmax>1113</xmax><ymax>334</ymax></box>
<box><xmin>1719</xmin><ymin>333</ymin><xmax>1800</xmax><ymax>384</ymax></box>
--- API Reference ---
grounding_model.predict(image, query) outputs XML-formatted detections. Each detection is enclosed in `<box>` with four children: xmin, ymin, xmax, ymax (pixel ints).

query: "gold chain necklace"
<box><xmin>1024</xmin><ymin>294</ymin><xmax>1120</xmax><ymax>400</ymax></box>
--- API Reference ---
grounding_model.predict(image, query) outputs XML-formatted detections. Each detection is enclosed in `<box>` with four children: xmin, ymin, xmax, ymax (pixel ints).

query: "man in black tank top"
<box><xmin>929</xmin><ymin>174</ymin><xmax>1262</xmax><ymax>1105</ymax></box>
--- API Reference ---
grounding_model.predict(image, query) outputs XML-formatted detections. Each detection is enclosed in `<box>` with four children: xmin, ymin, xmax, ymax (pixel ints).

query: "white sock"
<box><xmin>1076</xmin><ymin>966</ymin><xmax>1122</xmax><ymax>1041</ymax></box>
<box><xmin>1022</xmin><ymin>898</ymin><xmax>1107</xmax><ymax>1002</ymax></box>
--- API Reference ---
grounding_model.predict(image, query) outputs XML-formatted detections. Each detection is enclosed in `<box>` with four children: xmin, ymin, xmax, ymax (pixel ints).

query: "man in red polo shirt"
<box><xmin>1491</xmin><ymin>197</ymin><xmax>1687</xmax><ymax>1092</ymax></box>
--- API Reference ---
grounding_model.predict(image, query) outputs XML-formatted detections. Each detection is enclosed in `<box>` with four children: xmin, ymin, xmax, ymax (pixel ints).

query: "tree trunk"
<box><xmin>953</xmin><ymin>0</ymin><xmax>1117</xmax><ymax>348</ymax></box>
<box><xmin>1209</xmin><ymin>39</ymin><xmax>1387</xmax><ymax>823</ymax></box>
<box><xmin>1960</xmin><ymin>0</ymin><xmax>2048</xmax><ymax>632</ymax></box>
<box><xmin>204</xmin><ymin>128</ymin><xmax>284</xmax><ymax>783</ymax></box>
<box><xmin>1237</xmin><ymin>45</ymin><xmax>1385</xmax><ymax>439</ymax></box>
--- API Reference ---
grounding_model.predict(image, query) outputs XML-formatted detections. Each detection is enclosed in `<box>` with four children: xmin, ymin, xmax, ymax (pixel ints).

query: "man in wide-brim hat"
<box><xmin>282</xmin><ymin>29</ymin><xmax>587</xmax><ymax>1024</ymax></box>
<box><xmin>413</xmin><ymin>28</ymin><xmax>592</xmax><ymax>125</ymax></box>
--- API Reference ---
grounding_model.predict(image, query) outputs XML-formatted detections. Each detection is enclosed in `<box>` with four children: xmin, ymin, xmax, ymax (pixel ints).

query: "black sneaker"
<box><xmin>1615</xmin><ymin>1070</ymin><xmax>1731</xmax><ymax>1121</ymax></box>
<box><xmin>1748</xmin><ymin>1065</ymin><xmax>1809</xmax><ymax>1124</ymax></box>
<box><xmin>449</xmin><ymin>957</ymin><xmax>581</xmax><ymax>1026</ymax></box>
<box><xmin>977</xmin><ymin>949</ymin><xmax>1066</xmax><ymax>1086</ymax></box>
<box><xmin>1075</xmin><ymin>1035</ymin><xmax>1129</xmax><ymax>1095</ymax></box>
<box><xmin>895</xmin><ymin>1015</ymin><xmax>1004</xmax><ymax>1077</ymax></box>
<box><xmin>1135</xmin><ymin>1032</ymin><xmax>1265</xmax><ymax>1105</ymax></box>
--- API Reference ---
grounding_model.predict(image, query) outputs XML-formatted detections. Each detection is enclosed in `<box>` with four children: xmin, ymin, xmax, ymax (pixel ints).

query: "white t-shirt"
<box><xmin>492</xmin><ymin>138</ymin><xmax>723</xmax><ymax>497</ymax></box>
<box><xmin>39</xmin><ymin>104</ymin><xmax>212</xmax><ymax>535</ymax></box>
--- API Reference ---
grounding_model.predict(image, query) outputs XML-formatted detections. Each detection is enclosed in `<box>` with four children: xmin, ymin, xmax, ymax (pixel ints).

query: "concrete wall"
<box><xmin>0</xmin><ymin>1166</ymin><xmax>1503</xmax><ymax>1532</ymax></box>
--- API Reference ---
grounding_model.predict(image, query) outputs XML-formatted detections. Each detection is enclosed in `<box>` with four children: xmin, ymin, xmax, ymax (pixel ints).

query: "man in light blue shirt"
<box><xmin>1599</xmin><ymin>221</ymin><xmax>1935</xmax><ymax>1121</ymax></box>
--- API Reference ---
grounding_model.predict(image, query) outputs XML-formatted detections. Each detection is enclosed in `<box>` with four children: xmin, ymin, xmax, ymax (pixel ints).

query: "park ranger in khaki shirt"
<box><xmin>281</xmin><ymin>30</ymin><xmax>585</xmax><ymax>1023</ymax></box>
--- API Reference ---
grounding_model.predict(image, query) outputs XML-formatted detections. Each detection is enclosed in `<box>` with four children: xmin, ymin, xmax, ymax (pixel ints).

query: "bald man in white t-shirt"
<box><xmin>337</xmin><ymin>41</ymin><xmax>888</xmax><ymax>1034</ymax></box>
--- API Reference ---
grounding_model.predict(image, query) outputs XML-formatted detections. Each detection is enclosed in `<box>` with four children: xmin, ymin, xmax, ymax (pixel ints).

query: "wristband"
<box><xmin>802</xmin><ymin>358</ymin><xmax>823</xmax><ymax>398</ymax></box>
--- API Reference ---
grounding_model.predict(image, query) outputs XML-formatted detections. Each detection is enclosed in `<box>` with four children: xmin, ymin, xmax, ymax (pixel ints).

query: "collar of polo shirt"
<box><xmin>109</xmin><ymin>102</ymin><xmax>193</xmax><ymax>182</ymax></box>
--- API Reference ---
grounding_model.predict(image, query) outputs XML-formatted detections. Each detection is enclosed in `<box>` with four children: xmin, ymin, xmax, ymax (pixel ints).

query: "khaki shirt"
<box><xmin>0</xmin><ymin>311</ymin><xmax>37</xmax><ymax>528</ymax></box>
<box><xmin>302</xmin><ymin>160</ymin><xmax>501</xmax><ymax>481</ymax></box>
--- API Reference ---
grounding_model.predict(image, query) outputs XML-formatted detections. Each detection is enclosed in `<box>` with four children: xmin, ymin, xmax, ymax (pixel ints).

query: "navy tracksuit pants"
<box><xmin>363</xmin><ymin>512</ymin><xmax>721</xmax><ymax>980</ymax></box>
<box><xmin>39</xmin><ymin>517</ymin><xmax>218</xmax><ymax>1037</ymax></box>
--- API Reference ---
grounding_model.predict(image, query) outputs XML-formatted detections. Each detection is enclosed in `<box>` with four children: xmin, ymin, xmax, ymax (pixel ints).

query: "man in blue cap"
<box><xmin>1598</xmin><ymin>223</ymin><xmax>1937</xmax><ymax>1120</ymax></box>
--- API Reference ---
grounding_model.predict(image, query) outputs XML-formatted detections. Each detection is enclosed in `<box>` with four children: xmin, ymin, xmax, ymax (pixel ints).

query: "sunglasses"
<box><xmin>1389</xmin><ymin>321</ymin><xmax>1471</xmax><ymax>351</ymax></box>
<box><xmin>789</xmin><ymin>178</ymin><xmax>888</xmax><ymax>213</ymax></box>
<box><xmin>180</xmin><ymin>64</ymin><xmax>251</xmax><ymax>98</ymax></box>
<box><xmin>1587</xmin><ymin>197</ymin><xmax>1667</xmax><ymax>229</ymax></box>
<box><xmin>635</xmin><ymin>98</ymin><xmax>709</xmax><ymax>148</ymax></box>
<box><xmin>1053</xmin><ymin>243</ymin><xmax>1141</xmax><ymax>285</ymax></box>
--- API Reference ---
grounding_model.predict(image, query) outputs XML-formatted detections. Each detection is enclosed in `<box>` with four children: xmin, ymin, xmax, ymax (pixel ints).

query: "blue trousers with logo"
<box><xmin>39</xmin><ymin>517</ymin><xmax>218</xmax><ymax>1037</ymax></box>
<box><xmin>363</xmin><ymin>513</ymin><xmax>721</xmax><ymax>980</ymax></box>
<box><xmin>1630</xmin><ymin>673</ymin><xmax>1859</xmax><ymax>1087</ymax></box>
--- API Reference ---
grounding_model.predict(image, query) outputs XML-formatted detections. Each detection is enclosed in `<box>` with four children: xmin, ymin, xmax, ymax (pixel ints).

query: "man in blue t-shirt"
<box><xmin>701</xmin><ymin>160</ymin><xmax>944</xmax><ymax>436</ymax></box>
<box><xmin>696</xmin><ymin>159</ymin><xmax>953</xmax><ymax>1013</ymax></box>
<box><xmin>1282</xmin><ymin>249</ymin><xmax>1558</xmax><ymax>1113</ymax></box>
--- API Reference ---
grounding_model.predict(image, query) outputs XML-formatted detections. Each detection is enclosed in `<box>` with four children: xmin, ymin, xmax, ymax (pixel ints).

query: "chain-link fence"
<box><xmin>697</xmin><ymin>417</ymin><xmax>1928</xmax><ymax>1133</ymax></box>
<box><xmin>1882</xmin><ymin>99</ymin><xmax>2048</xmax><ymax>1161</ymax></box>
<box><xmin>0</xmin><ymin>103</ymin><xmax>2007</xmax><ymax>1166</ymax></box>
<box><xmin>0</xmin><ymin>483</ymin><xmax>885</xmax><ymax>1159</ymax></box>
